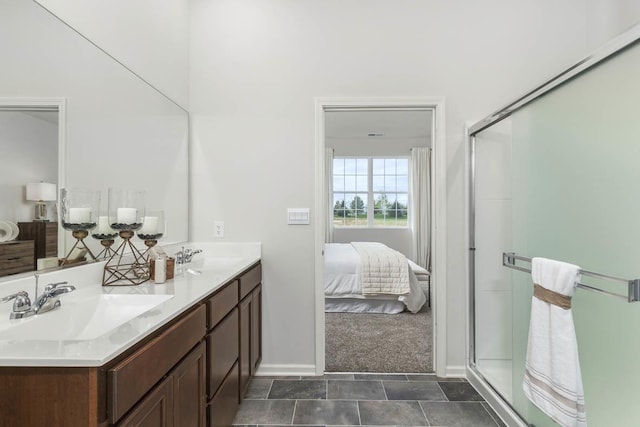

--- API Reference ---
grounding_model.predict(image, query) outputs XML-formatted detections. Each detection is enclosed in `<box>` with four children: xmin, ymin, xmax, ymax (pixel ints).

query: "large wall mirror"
<box><xmin>0</xmin><ymin>0</ymin><xmax>189</xmax><ymax>279</ymax></box>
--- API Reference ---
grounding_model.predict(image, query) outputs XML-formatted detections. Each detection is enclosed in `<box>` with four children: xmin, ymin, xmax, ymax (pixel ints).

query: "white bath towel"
<box><xmin>523</xmin><ymin>257</ymin><xmax>586</xmax><ymax>427</ymax></box>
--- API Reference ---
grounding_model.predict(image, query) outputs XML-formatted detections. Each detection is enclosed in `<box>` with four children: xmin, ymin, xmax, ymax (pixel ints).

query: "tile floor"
<box><xmin>232</xmin><ymin>374</ymin><xmax>506</xmax><ymax>426</ymax></box>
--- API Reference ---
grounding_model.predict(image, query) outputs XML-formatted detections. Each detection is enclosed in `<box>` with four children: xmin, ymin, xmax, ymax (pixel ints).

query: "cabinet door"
<box><xmin>117</xmin><ymin>376</ymin><xmax>173</xmax><ymax>427</ymax></box>
<box><xmin>251</xmin><ymin>284</ymin><xmax>262</xmax><ymax>371</ymax></box>
<box><xmin>207</xmin><ymin>308</ymin><xmax>239</xmax><ymax>399</ymax></box>
<box><xmin>173</xmin><ymin>341</ymin><xmax>206</xmax><ymax>427</ymax></box>
<box><xmin>208</xmin><ymin>363</ymin><xmax>239</xmax><ymax>427</ymax></box>
<box><xmin>239</xmin><ymin>296</ymin><xmax>251</xmax><ymax>397</ymax></box>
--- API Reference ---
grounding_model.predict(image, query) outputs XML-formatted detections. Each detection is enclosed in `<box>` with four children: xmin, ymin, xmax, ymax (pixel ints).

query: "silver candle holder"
<box><xmin>102</xmin><ymin>189</ymin><xmax>149</xmax><ymax>286</ymax></box>
<box><xmin>91</xmin><ymin>215</ymin><xmax>118</xmax><ymax>260</ymax></box>
<box><xmin>59</xmin><ymin>188</ymin><xmax>100</xmax><ymax>266</ymax></box>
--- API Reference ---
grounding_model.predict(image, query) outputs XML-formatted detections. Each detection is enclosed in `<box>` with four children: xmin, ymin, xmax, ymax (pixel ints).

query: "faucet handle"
<box><xmin>44</xmin><ymin>282</ymin><xmax>69</xmax><ymax>293</ymax></box>
<box><xmin>175</xmin><ymin>247</ymin><xmax>185</xmax><ymax>264</ymax></box>
<box><xmin>1</xmin><ymin>291</ymin><xmax>31</xmax><ymax>313</ymax></box>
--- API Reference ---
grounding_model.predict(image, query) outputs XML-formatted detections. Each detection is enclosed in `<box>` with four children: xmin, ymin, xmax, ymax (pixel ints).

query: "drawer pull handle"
<box><xmin>7</xmin><ymin>257</ymin><xmax>20</xmax><ymax>261</ymax></box>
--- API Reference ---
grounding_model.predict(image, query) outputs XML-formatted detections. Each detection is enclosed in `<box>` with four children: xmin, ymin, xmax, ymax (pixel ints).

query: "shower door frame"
<box><xmin>466</xmin><ymin>24</ymin><xmax>640</xmax><ymax>427</ymax></box>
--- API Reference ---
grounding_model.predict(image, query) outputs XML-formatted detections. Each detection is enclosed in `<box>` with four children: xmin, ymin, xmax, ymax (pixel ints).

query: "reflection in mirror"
<box><xmin>0</xmin><ymin>1</ymin><xmax>189</xmax><ymax>280</ymax></box>
<box><xmin>0</xmin><ymin>106</ymin><xmax>59</xmax><ymax>223</ymax></box>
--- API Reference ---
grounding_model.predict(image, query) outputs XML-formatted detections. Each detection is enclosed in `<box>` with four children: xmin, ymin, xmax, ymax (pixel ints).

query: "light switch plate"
<box><xmin>287</xmin><ymin>208</ymin><xmax>310</xmax><ymax>225</ymax></box>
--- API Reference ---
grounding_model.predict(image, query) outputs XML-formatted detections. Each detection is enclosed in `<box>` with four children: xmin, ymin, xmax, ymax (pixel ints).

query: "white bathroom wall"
<box><xmin>585</xmin><ymin>0</ymin><xmax>640</xmax><ymax>50</ymax></box>
<box><xmin>190</xmin><ymin>0</ymin><xmax>589</xmax><ymax>373</ymax></box>
<box><xmin>33</xmin><ymin>0</ymin><xmax>190</xmax><ymax>108</ymax></box>
<box><xmin>0</xmin><ymin>111</ymin><xmax>57</xmax><ymax>222</ymax></box>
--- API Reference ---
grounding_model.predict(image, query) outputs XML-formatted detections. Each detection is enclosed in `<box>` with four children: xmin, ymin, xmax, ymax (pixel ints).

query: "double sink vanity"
<box><xmin>0</xmin><ymin>243</ymin><xmax>262</xmax><ymax>427</ymax></box>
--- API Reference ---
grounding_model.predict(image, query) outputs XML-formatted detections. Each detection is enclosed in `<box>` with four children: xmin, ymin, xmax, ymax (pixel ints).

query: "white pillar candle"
<box><xmin>69</xmin><ymin>207</ymin><xmax>91</xmax><ymax>223</ymax></box>
<box><xmin>139</xmin><ymin>216</ymin><xmax>158</xmax><ymax>234</ymax></box>
<box><xmin>97</xmin><ymin>216</ymin><xmax>111</xmax><ymax>234</ymax></box>
<box><xmin>117</xmin><ymin>207</ymin><xmax>137</xmax><ymax>224</ymax></box>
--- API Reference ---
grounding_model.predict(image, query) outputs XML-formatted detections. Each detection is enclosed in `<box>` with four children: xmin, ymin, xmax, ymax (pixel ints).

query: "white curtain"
<box><xmin>325</xmin><ymin>147</ymin><xmax>334</xmax><ymax>243</ymax></box>
<box><xmin>411</xmin><ymin>147</ymin><xmax>431</xmax><ymax>270</ymax></box>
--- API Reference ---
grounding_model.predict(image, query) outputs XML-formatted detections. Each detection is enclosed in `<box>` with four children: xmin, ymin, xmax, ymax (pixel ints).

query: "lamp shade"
<box><xmin>26</xmin><ymin>182</ymin><xmax>57</xmax><ymax>201</ymax></box>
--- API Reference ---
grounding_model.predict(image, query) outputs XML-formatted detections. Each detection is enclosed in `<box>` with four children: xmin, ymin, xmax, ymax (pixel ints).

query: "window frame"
<box><xmin>332</xmin><ymin>155</ymin><xmax>410</xmax><ymax>229</ymax></box>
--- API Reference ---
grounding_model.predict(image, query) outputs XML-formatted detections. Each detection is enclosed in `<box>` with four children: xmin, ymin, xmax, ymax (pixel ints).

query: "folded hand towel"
<box><xmin>523</xmin><ymin>257</ymin><xmax>587</xmax><ymax>427</ymax></box>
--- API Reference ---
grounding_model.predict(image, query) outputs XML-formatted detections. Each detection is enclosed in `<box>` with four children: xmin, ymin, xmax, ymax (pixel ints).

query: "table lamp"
<box><xmin>26</xmin><ymin>182</ymin><xmax>57</xmax><ymax>221</ymax></box>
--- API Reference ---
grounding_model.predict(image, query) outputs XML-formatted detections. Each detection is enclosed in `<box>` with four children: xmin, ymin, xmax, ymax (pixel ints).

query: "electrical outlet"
<box><xmin>214</xmin><ymin>221</ymin><xmax>224</xmax><ymax>238</ymax></box>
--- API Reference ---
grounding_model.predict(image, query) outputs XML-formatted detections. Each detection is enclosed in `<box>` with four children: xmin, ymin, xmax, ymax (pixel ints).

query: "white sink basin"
<box><xmin>0</xmin><ymin>293</ymin><xmax>173</xmax><ymax>341</ymax></box>
<box><xmin>184</xmin><ymin>256</ymin><xmax>244</xmax><ymax>273</ymax></box>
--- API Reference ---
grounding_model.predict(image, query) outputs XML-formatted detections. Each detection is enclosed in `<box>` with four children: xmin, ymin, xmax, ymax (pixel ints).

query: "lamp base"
<box><xmin>33</xmin><ymin>201</ymin><xmax>49</xmax><ymax>222</ymax></box>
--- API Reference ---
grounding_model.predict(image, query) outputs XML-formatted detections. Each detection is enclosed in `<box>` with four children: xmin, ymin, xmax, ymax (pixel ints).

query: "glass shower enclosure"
<box><xmin>468</xmin><ymin>25</ymin><xmax>640</xmax><ymax>427</ymax></box>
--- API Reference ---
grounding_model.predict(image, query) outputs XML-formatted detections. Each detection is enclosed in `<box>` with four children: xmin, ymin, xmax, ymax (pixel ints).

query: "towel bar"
<box><xmin>502</xmin><ymin>252</ymin><xmax>640</xmax><ymax>303</ymax></box>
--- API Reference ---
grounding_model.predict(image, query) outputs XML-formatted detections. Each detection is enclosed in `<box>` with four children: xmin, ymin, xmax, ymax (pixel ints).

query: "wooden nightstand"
<box><xmin>0</xmin><ymin>240</ymin><xmax>34</xmax><ymax>277</ymax></box>
<box><xmin>17</xmin><ymin>222</ymin><xmax>58</xmax><ymax>268</ymax></box>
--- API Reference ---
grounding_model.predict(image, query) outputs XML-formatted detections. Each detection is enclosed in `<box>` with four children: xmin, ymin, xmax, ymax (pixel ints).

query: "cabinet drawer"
<box><xmin>207</xmin><ymin>307</ymin><xmax>238</xmax><ymax>398</ymax></box>
<box><xmin>0</xmin><ymin>241</ymin><xmax>33</xmax><ymax>258</ymax></box>
<box><xmin>208</xmin><ymin>362</ymin><xmax>239</xmax><ymax>427</ymax></box>
<box><xmin>207</xmin><ymin>281</ymin><xmax>238</xmax><ymax>329</ymax></box>
<box><xmin>0</xmin><ymin>241</ymin><xmax>34</xmax><ymax>276</ymax></box>
<box><xmin>108</xmin><ymin>304</ymin><xmax>207</xmax><ymax>423</ymax></box>
<box><xmin>239</xmin><ymin>263</ymin><xmax>261</xmax><ymax>300</ymax></box>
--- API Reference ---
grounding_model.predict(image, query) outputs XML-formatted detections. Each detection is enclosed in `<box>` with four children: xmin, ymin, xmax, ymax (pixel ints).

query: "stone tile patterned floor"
<box><xmin>232</xmin><ymin>374</ymin><xmax>506</xmax><ymax>426</ymax></box>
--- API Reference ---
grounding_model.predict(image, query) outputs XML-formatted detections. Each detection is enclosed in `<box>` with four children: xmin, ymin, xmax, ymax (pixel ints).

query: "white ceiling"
<box><xmin>325</xmin><ymin>109</ymin><xmax>433</xmax><ymax>140</ymax></box>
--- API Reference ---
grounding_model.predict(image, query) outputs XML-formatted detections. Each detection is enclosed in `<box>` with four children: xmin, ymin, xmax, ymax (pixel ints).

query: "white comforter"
<box><xmin>351</xmin><ymin>241</ymin><xmax>410</xmax><ymax>295</ymax></box>
<box><xmin>324</xmin><ymin>243</ymin><xmax>426</xmax><ymax>313</ymax></box>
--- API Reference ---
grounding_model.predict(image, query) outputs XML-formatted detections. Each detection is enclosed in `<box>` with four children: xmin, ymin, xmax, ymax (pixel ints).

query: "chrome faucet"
<box><xmin>1</xmin><ymin>291</ymin><xmax>32</xmax><ymax>319</ymax></box>
<box><xmin>33</xmin><ymin>282</ymin><xmax>76</xmax><ymax>314</ymax></box>
<box><xmin>1</xmin><ymin>282</ymin><xmax>75</xmax><ymax>319</ymax></box>
<box><xmin>175</xmin><ymin>247</ymin><xmax>202</xmax><ymax>264</ymax></box>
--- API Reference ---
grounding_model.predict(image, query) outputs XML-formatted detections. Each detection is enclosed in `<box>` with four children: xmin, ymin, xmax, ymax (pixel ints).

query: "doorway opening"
<box><xmin>314</xmin><ymin>98</ymin><xmax>447</xmax><ymax>376</ymax></box>
<box><xmin>0</xmin><ymin>98</ymin><xmax>65</xmax><ymax>256</ymax></box>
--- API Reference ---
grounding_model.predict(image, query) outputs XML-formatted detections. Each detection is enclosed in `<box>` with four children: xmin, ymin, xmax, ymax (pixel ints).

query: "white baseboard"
<box><xmin>255</xmin><ymin>364</ymin><xmax>318</xmax><ymax>377</ymax></box>
<box><xmin>444</xmin><ymin>365</ymin><xmax>467</xmax><ymax>378</ymax></box>
<box><xmin>467</xmin><ymin>366</ymin><xmax>527</xmax><ymax>427</ymax></box>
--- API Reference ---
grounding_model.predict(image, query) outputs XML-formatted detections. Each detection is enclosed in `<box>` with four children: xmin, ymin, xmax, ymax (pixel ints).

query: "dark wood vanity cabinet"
<box><xmin>116</xmin><ymin>375</ymin><xmax>174</xmax><ymax>427</ymax></box>
<box><xmin>205</xmin><ymin>280</ymin><xmax>240</xmax><ymax>427</ymax></box>
<box><xmin>117</xmin><ymin>341</ymin><xmax>207</xmax><ymax>427</ymax></box>
<box><xmin>0</xmin><ymin>261</ymin><xmax>262</xmax><ymax>427</ymax></box>
<box><xmin>202</xmin><ymin>262</ymin><xmax>263</xmax><ymax>426</ymax></box>
<box><xmin>239</xmin><ymin>264</ymin><xmax>262</xmax><ymax>397</ymax></box>
<box><xmin>109</xmin><ymin>306</ymin><xmax>207</xmax><ymax>426</ymax></box>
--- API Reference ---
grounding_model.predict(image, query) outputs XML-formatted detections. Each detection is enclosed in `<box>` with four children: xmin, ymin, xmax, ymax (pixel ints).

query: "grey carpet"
<box><xmin>325</xmin><ymin>304</ymin><xmax>432</xmax><ymax>373</ymax></box>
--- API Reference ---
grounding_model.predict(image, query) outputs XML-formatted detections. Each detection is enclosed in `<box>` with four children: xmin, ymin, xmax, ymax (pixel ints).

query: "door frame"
<box><xmin>314</xmin><ymin>97</ymin><xmax>447</xmax><ymax>375</ymax></box>
<box><xmin>0</xmin><ymin>97</ymin><xmax>66</xmax><ymax>256</ymax></box>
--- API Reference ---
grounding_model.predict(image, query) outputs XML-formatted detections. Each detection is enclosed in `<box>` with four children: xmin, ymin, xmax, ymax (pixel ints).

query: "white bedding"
<box><xmin>351</xmin><ymin>242</ymin><xmax>410</xmax><ymax>295</ymax></box>
<box><xmin>324</xmin><ymin>243</ymin><xmax>426</xmax><ymax>313</ymax></box>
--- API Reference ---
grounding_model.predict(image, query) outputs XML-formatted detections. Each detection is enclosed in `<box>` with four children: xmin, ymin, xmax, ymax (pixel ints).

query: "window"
<box><xmin>333</xmin><ymin>157</ymin><xmax>409</xmax><ymax>227</ymax></box>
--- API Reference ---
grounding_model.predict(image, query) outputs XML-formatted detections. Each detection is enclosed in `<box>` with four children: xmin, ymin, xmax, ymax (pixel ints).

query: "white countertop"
<box><xmin>0</xmin><ymin>242</ymin><xmax>261</xmax><ymax>367</ymax></box>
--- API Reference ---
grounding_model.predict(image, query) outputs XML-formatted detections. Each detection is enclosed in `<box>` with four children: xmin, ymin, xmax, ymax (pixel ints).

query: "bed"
<box><xmin>324</xmin><ymin>242</ymin><xmax>429</xmax><ymax>314</ymax></box>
